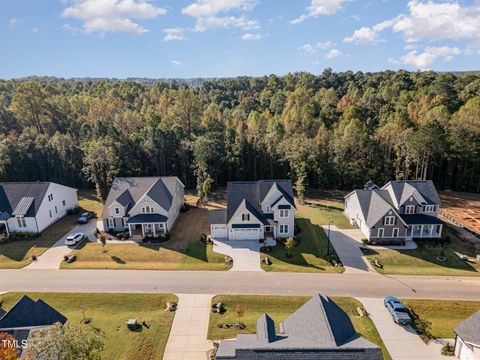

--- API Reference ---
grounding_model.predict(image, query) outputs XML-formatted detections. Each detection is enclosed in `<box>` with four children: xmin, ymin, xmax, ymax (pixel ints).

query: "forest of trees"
<box><xmin>0</xmin><ymin>70</ymin><xmax>479</xmax><ymax>201</ymax></box>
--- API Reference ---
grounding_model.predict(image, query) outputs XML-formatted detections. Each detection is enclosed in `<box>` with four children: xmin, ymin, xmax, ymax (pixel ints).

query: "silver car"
<box><xmin>65</xmin><ymin>233</ymin><xmax>85</xmax><ymax>246</ymax></box>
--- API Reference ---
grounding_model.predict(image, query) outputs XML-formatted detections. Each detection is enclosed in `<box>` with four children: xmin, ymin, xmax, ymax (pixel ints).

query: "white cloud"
<box><xmin>9</xmin><ymin>18</ymin><xmax>22</xmax><ymax>29</ymax></box>
<box><xmin>62</xmin><ymin>0</ymin><xmax>167</xmax><ymax>35</ymax></box>
<box><xmin>182</xmin><ymin>0</ymin><xmax>259</xmax><ymax>32</ymax></box>
<box><xmin>291</xmin><ymin>0</ymin><xmax>343</xmax><ymax>24</ymax></box>
<box><xmin>399</xmin><ymin>46</ymin><xmax>461</xmax><ymax>69</ymax></box>
<box><xmin>343</xmin><ymin>26</ymin><xmax>381</xmax><ymax>44</ymax></box>
<box><xmin>163</xmin><ymin>27</ymin><xmax>188</xmax><ymax>41</ymax></box>
<box><xmin>300</xmin><ymin>43</ymin><xmax>316</xmax><ymax>54</ymax></box>
<box><xmin>241</xmin><ymin>32</ymin><xmax>264</xmax><ymax>40</ymax></box>
<box><xmin>325</xmin><ymin>48</ymin><xmax>342</xmax><ymax>59</ymax></box>
<box><xmin>170</xmin><ymin>60</ymin><xmax>183</xmax><ymax>68</ymax></box>
<box><xmin>316</xmin><ymin>40</ymin><xmax>334</xmax><ymax>49</ymax></box>
<box><xmin>31</xmin><ymin>27</ymin><xmax>39</xmax><ymax>33</ymax></box>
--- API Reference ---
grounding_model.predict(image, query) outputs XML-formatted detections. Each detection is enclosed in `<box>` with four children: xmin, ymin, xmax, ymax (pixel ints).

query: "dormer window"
<box><xmin>405</xmin><ymin>205</ymin><xmax>415</xmax><ymax>214</ymax></box>
<box><xmin>242</xmin><ymin>213</ymin><xmax>250</xmax><ymax>221</ymax></box>
<box><xmin>423</xmin><ymin>205</ymin><xmax>436</xmax><ymax>212</ymax></box>
<box><xmin>114</xmin><ymin>207</ymin><xmax>120</xmax><ymax>215</ymax></box>
<box><xmin>266</xmin><ymin>206</ymin><xmax>271</xmax><ymax>213</ymax></box>
<box><xmin>384</xmin><ymin>216</ymin><xmax>395</xmax><ymax>225</ymax></box>
<box><xmin>142</xmin><ymin>206</ymin><xmax>154</xmax><ymax>214</ymax></box>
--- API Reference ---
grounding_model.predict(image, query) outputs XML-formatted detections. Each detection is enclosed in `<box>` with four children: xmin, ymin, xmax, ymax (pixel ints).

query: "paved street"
<box><xmin>2</xmin><ymin>269</ymin><xmax>480</xmax><ymax>300</ymax></box>
<box><xmin>359</xmin><ymin>298</ymin><xmax>447</xmax><ymax>360</ymax></box>
<box><xmin>25</xmin><ymin>220</ymin><xmax>96</xmax><ymax>269</ymax></box>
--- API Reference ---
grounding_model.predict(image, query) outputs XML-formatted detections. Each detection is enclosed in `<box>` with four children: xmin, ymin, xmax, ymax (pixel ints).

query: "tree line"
<box><xmin>0</xmin><ymin>70</ymin><xmax>479</xmax><ymax>201</ymax></box>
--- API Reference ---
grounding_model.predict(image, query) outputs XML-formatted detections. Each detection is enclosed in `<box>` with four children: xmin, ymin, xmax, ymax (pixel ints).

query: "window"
<box><xmin>49</xmin><ymin>210</ymin><xmax>52</xmax><ymax>218</ymax></box>
<box><xmin>17</xmin><ymin>216</ymin><xmax>26</xmax><ymax>228</ymax></box>
<box><xmin>108</xmin><ymin>218</ymin><xmax>114</xmax><ymax>228</ymax></box>
<box><xmin>266</xmin><ymin>206</ymin><xmax>271</xmax><ymax>213</ymax></box>
<box><xmin>62</xmin><ymin>200</ymin><xmax>66</xmax><ymax>206</ymax></box>
<box><xmin>142</xmin><ymin>206</ymin><xmax>154</xmax><ymax>214</ymax></box>
<box><xmin>55</xmin><ymin>206</ymin><xmax>58</xmax><ymax>214</ymax></box>
<box><xmin>242</xmin><ymin>213</ymin><xmax>250</xmax><ymax>221</ymax></box>
<box><xmin>279</xmin><ymin>210</ymin><xmax>289</xmax><ymax>218</ymax></box>
<box><xmin>279</xmin><ymin>224</ymin><xmax>289</xmax><ymax>234</ymax></box>
<box><xmin>114</xmin><ymin>207</ymin><xmax>120</xmax><ymax>215</ymax></box>
<box><xmin>384</xmin><ymin>216</ymin><xmax>395</xmax><ymax>225</ymax></box>
<box><xmin>393</xmin><ymin>228</ymin><xmax>399</xmax><ymax>237</ymax></box>
<box><xmin>423</xmin><ymin>205</ymin><xmax>436</xmax><ymax>212</ymax></box>
<box><xmin>377</xmin><ymin>228</ymin><xmax>384</xmax><ymax>237</ymax></box>
<box><xmin>48</xmin><ymin>194</ymin><xmax>53</xmax><ymax>202</ymax></box>
<box><xmin>405</xmin><ymin>205</ymin><xmax>415</xmax><ymax>214</ymax></box>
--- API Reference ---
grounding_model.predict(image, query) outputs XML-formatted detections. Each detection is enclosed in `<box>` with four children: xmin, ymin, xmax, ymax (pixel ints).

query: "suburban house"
<box><xmin>209</xmin><ymin>180</ymin><xmax>295</xmax><ymax>241</ymax></box>
<box><xmin>101</xmin><ymin>177</ymin><xmax>184</xmax><ymax>239</ymax></box>
<box><xmin>216</xmin><ymin>294</ymin><xmax>383</xmax><ymax>360</ymax></box>
<box><xmin>0</xmin><ymin>182</ymin><xmax>78</xmax><ymax>236</ymax></box>
<box><xmin>0</xmin><ymin>295</ymin><xmax>67</xmax><ymax>357</ymax></box>
<box><xmin>344</xmin><ymin>180</ymin><xmax>443</xmax><ymax>243</ymax></box>
<box><xmin>454</xmin><ymin>310</ymin><xmax>480</xmax><ymax>360</ymax></box>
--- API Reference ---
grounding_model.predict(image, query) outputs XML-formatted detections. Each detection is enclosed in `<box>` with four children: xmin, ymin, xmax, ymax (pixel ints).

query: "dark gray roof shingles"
<box><xmin>0</xmin><ymin>182</ymin><xmax>51</xmax><ymax>218</ymax></box>
<box><xmin>454</xmin><ymin>310</ymin><xmax>480</xmax><ymax>346</ymax></box>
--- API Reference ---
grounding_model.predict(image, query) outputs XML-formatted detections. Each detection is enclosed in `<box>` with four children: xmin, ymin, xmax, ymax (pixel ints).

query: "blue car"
<box><xmin>384</xmin><ymin>296</ymin><xmax>411</xmax><ymax>325</ymax></box>
<box><xmin>78</xmin><ymin>211</ymin><xmax>93</xmax><ymax>224</ymax></box>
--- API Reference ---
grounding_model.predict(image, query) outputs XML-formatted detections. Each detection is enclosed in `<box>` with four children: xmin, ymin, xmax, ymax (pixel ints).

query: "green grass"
<box><xmin>402</xmin><ymin>299</ymin><xmax>480</xmax><ymax>339</ymax></box>
<box><xmin>261</xmin><ymin>217</ymin><xmax>343</xmax><ymax>273</ymax></box>
<box><xmin>61</xmin><ymin>240</ymin><xmax>230</xmax><ymax>270</ymax></box>
<box><xmin>0</xmin><ymin>215</ymin><xmax>78</xmax><ymax>269</ymax></box>
<box><xmin>208</xmin><ymin>295</ymin><xmax>391</xmax><ymax>360</ymax></box>
<box><xmin>78</xmin><ymin>189</ymin><xmax>103</xmax><ymax>217</ymax></box>
<box><xmin>0</xmin><ymin>292</ymin><xmax>176</xmax><ymax>360</ymax></box>
<box><xmin>297</xmin><ymin>203</ymin><xmax>354</xmax><ymax>229</ymax></box>
<box><xmin>362</xmin><ymin>228</ymin><xmax>480</xmax><ymax>276</ymax></box>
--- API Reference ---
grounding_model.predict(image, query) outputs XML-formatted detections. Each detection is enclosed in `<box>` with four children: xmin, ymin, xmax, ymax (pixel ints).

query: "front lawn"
<box><xmin>261</xmin><ymin>217</ymin><xmax>343</xmax><ymax>273</ymax></box>
<box><xmin>362</xmin><ymin>228</ymin><xmax>480</xmax><ymax>276</ymax></box>
<box><xmin>0</xmin><ymin>292</ymin><xmax>177</xmax><ymax>360</ymax></box>
<box><xmin>402</xmin><ymin>299</ymin><xmax>480</xmax><ymax>339</ymax></box>
<box><xmin>208</xmin><ymin>295</ymin><xmax>391</xmax><ymax>360</ymax></box>
<box><xmin>61</xmin><ymin>240</ymin><xmax>230</xmax><ymax>270</ymax></box>
<box><xmin>78</xmin><ymin>189</ymin><xmax>103</xmax><ymax>217</ymax></box>
<box><xmin>0</xmin><ymin>215</ymin><xmax>78</xmax><ymax>269</ymax></box>
<box><xmin>297</xmin><ymin>202</ymin><xmax>353</xmax><ymax>229</ymax></box>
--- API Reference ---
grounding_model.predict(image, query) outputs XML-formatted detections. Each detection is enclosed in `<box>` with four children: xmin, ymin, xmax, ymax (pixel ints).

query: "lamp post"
<box><xmin>327</xmin><ymin>219</ymin><xmax>333</xmax><ymax>258</ymax></box>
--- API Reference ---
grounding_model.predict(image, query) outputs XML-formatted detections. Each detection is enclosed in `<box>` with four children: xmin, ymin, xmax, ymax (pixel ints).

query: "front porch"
<box><xmin>408</xmin><ymin>224</ymin><xmax>443</xmax><ymax>239</ymax></box>
<box><xmin>127</xmin><ymin>214</ymin><xmax>168</xmax><ymax>239</ymax></box>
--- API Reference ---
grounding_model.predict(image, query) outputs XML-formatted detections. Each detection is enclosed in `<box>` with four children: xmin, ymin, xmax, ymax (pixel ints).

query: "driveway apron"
<box><xmin>212</xmin><ymin>239</ymin><xmax>266</xmax><ymax>272</ymax></box>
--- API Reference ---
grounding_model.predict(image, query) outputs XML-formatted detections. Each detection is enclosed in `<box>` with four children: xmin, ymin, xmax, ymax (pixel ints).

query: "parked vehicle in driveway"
<box><xmin>65</xmin><ymin>233</ymin><xmax>85</xmax><ymax>246</ymax></box>
<box><xmin>78</xmin><ymin>212</ymin><xmax>93</xmax><ymax>224</ymax></box>
<box><xmin>384</xmin><ymin>296</ymin><xmax>411</xmax><ymax>325</ymax></box>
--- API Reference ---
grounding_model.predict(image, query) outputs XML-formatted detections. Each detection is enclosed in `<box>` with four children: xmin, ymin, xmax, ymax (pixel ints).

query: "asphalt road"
<box><xmin>2</xmin><ymin>270</ymin><xmax>480</xmax><ymax>300</ymax></box>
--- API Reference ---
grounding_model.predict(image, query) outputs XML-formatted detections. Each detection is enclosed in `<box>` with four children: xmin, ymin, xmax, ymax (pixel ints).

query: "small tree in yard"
<box><xmin>0</xmin><ymin>332</ymin><xmax>21</xmax><ymax>360</ymax></box>
<box><xmin>284</xmin><ymin>237</ymin><xmax>296</xmax><ymax>258</ymax></box>
<box><xmin>99</xmin><ymin>235</ymin><xmax>106</xmax><ymax>253</ymax></box>
<box><xmin>236</xmin><ymin>303</ymin><xmax>244</xmax><ymax>322</ymax></box>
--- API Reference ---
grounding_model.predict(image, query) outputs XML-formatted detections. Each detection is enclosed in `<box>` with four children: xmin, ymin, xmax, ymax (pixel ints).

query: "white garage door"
<box><xmin>211</xmin><ymin>225</ymin><xmax>227</xmax><ymax>239</ymax></box>
<box><xmin>233</xmin><ymin>228</ymin><xmax>259</xmax><ymax>241</ymax></box>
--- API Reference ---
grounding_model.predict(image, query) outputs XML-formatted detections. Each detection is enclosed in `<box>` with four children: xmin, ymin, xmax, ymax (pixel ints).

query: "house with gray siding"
<box><xmin>344</xmin><ymin>180</ymin><xmax>443</xmax><ymax>243</ymax></box>
<box><xmin>216</xmin><ymin>294</ymin><xmax>383</xmax><ymax>360</ymax></box>
<box><xmin>101</xmin><ymin>177</ymin><xmax>184</xmax><ymax>239</ymax></box>
<box><xmin>454</xmin><ymin>310</ymin><xmax>480</xmax><ymax>360</ymax></box>
<box><xmin>209</xmin><ymin>180</ymin><xmax>295</xmax><ymax>241</ymax></box>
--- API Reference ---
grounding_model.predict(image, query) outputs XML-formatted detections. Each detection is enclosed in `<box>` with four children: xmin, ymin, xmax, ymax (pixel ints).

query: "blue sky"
<box><xmin>1</xmin><ymin>0</ymin><xmax>479</xmax><ymax>79</ymax></box>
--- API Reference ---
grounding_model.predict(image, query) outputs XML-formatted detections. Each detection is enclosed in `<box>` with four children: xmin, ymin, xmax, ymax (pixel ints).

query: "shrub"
<box><xmin>361</xmin><ymin>238</ymin><xmax>369</xmax><ymax>244</ymax></box>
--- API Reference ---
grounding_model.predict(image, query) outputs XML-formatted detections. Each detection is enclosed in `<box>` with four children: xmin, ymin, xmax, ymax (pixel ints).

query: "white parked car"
<box><xmin>65</xmin><ymin>233</ymin><xmax>85</xmax><ymax>246</ymax></box>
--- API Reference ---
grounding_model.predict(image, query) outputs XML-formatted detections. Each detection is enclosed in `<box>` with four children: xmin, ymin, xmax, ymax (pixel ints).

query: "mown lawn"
<box><xmin>362</xmin><ymin>228</ymin><xmax>480</xmax><ymax>276</ymax></box>
<box><xmin>0</xmin><ymin>214</ymin><xmax>78</xmax><ymax>269</ymax></box>
<box><xmin>261</xmin><ymin>218</ymin><xmax>343</xmax><ymax>272</ymax></box>
<box><xmin>297</xmin><ymin>202</ymin><xmax>354</xmax><ymax>229</ymax></box>
<box><xmin>208</xmin><ymin>295</ymin><xmax>391</xmax><ymax>360</ymax></box>
<box><xmin>402</xmin><ymin>299</ymin><xmax>480</xmax><ymax>339</ymax></box>
<box><xmin>78</xmin><ymin>189</ymin><xmax>103</xmax><ymax>217</ymax></box>
<box><xmin>61</xmin><ymin>240</ymin><xmax>230</xmax><ymax>270</ymax></box>
<box><xmin>0</xmin><ymin>292</ymin><xmax>177</xmax><ymax>360</ymax></box>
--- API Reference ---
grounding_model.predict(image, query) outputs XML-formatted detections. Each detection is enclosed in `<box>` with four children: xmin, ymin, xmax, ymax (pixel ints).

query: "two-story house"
<box><xmin>209</xmin><ymin>180</ymin><xmax>295</xmax><ymax>241</ymax></box>
<box><xmin>101</xmin><ymin>177</ymin><xmax>184</xmax><ymax>239</ymax></box>
<box><xmin>0</xmin><ymin>182</ymin><xmax>78</xmax><ymax>235</ymax></box>
<box><xmin>344</xmin><ymin>180</ymin><xmax>443</xmax><ymax>243</ymax></box>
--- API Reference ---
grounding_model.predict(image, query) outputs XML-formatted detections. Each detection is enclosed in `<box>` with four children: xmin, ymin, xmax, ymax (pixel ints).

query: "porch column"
<box><xmin>128</xmin><ymin>224</ymin><xmax>132</xmax><ymax>237</ymax></box>
<box><xmin>429</xmin><ymin>225</ymin><xmax>434</xmax><ymax>237</ymax></box>
<box><xmin>153</xmin><ymin>224</ymin><xmax>156</xmax><ymax>237</ymax></box>
<box><xmin>438</xmin><ymin>224</ymin><xmax>443</xmax><ymax>237</ymax></box>
<box><xmin>141</xmin><ymin>224</ymin><xmax>145</xmax><ymax>237</ymax></box>
<box><xmin>420</xmin><ymin>225</ymin><xmax>424</xmax><ymax>237</ymax></box>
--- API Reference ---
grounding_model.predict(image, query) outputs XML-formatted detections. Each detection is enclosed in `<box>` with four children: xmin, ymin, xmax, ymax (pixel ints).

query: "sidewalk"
<box><xmin>163</xmin><ymin>294</ymin><xmax>214</xmax><ymax>360</ymax></box>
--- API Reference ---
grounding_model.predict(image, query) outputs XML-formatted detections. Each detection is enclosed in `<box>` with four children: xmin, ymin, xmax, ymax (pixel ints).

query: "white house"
<box><xmin>101</xmin><ymin>177</ymin><xmax>184</xmax><ymax>239</ymax></box>
<box><xmin>0</xmin><ymin>182</ymin><xmax>78</xmax><ymax>235</ymax></box>
<box><xmin>209</xmin><ymin>180</ymin><xmax>295</xmax><ymax>241</ymax></box>
<box><xmin>454</xmin><ymin>311</ymin><xmax>480</xmax><ymax>360</ymax></box>
<box><xmin>344</xmin><ymin>180</ymin><xmax>443</xmax><ymax>244</ymax></box>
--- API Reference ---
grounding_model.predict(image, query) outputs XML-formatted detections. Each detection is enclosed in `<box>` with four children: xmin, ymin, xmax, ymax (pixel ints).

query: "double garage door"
<box><xmin>232</xmin><ymin>228</ymin><xmax>260</xmax><ymax>241</ymax></box>
<box><xmin>211</xmin><ymin>226</ymin><xmax>227</xmax><ymax>239</ymax></box>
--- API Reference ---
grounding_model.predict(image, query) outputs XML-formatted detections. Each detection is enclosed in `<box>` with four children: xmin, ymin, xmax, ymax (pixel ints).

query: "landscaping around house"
<box><xmin>0</xmin><ymin>292</ymin><xmax>177</xmax><ymax>360</ymax></box>
<box><xmin>208</xmin><ymin>295</ymin><xmax>391</xmax><ymax>360</ymax></box>
<box><xmin>402</xmin><ymin>299</ymin><xmax>480</xmax><ymax>339</ymax></box>
<box><xmin>362</xmin><ymin>228</ymin><xmax>480</xmax><ymax>276</ymax></box>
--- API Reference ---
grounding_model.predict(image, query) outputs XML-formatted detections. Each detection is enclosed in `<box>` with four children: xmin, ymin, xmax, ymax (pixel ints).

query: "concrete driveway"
<box><xmin>358</xmin><ymin>298</ymin><xmax>447</xmax><ymax>360</ymax></box>
<box><xmin>163</xmin><ymin>294</ymin><xmax>214</xmax><ymax>360</ymax></box>
<box><xmin>322</xmin><ymin>225</ymin><xmax>372</xmax><ymax>273</ymax></box>
<box><xmin>26</xmin><ymin>220</ymin><xmax>96</xmax><ymax>270</ymax></box>
<box><xmin>212</xmin><ymin>239</ymin><xmax>267</xmax><ymax>271</ymax></box>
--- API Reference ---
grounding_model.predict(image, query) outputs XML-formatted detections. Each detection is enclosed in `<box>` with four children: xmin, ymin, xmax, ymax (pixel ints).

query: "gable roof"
<box><xmin>103</xmin><ymin>177</ymin><xmax>183</xmax><ymax>218</ymax></box>
<box><xmin>354</xmin><ymin>189</ymin><xmax>404</xmax><ymax>228</ymax></box>
<box><xmin>0</xmin><ymin>182</ymin><xmax>52</xmax><ymax>218</ymax></box>
<box><xmin>0</xmin><ymin>295</ymin><xmax>67</xmax><ymax>329</ymax></box>
<box><xmin>455</xmin><ymin>310</ymin><xmax>480</xmax><ymax>346</ymax></box>
<box><xmin>226</xmin><ymin>180</ymin><xmax>294</xmax><ymax>225</ymax></box>
<box><xmin>216</xmin><ymin>294</ymin><xmax>381</xmax><ymax>359</ymax></box>
<box><xmin>382</xmin><ymin>180</ymin><xmax>441</xmax><ymax>207</ymax></box>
